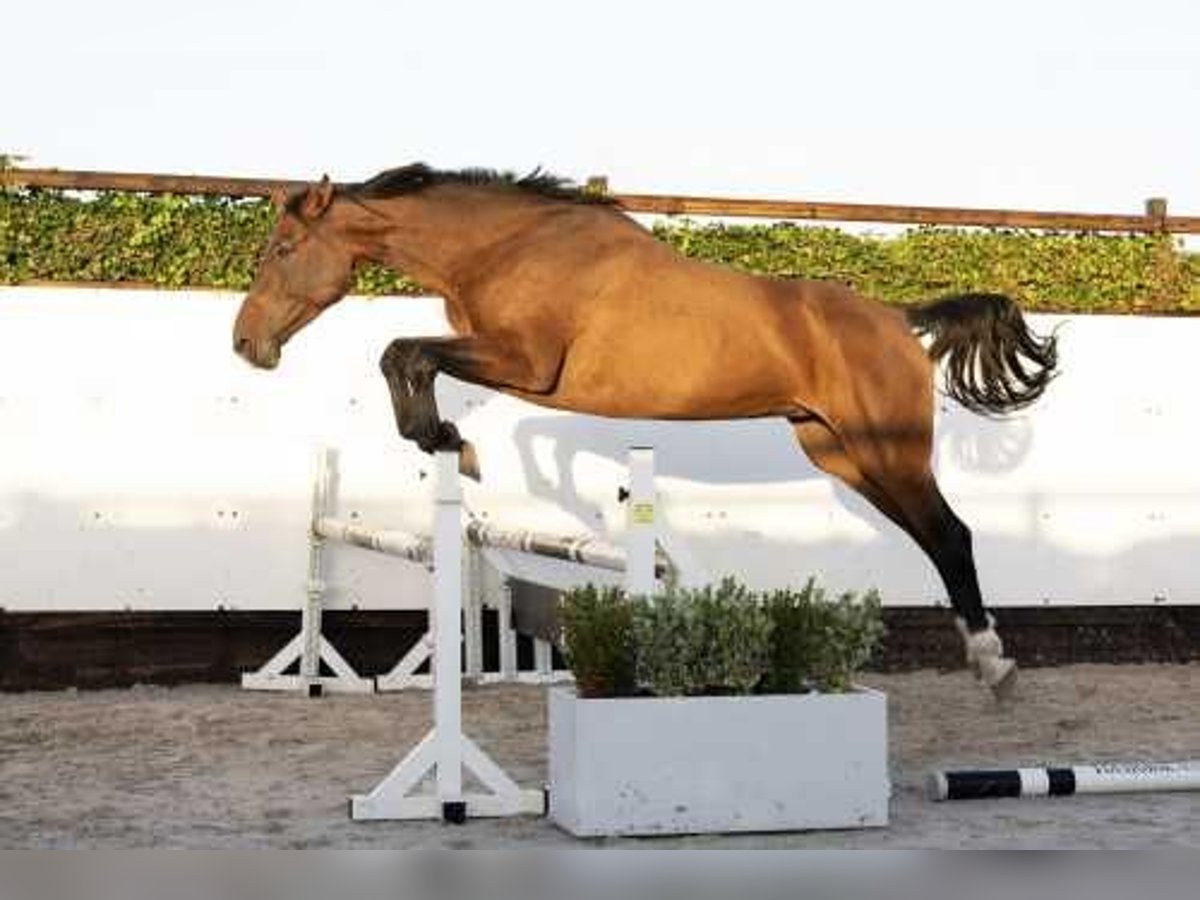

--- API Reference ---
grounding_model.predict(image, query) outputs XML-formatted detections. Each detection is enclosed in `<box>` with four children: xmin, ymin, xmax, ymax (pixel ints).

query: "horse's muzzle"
<box><xmin>234</xmin><ymin>336</ymin><xmax>281</xmax><ymax>370</ymax></box>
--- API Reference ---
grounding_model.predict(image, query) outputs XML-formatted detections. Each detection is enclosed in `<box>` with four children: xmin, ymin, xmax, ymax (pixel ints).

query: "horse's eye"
<box><xmin>276</xmin><ymin>241</ymin><xmax>294</xmax><ymax>258</ymax></box>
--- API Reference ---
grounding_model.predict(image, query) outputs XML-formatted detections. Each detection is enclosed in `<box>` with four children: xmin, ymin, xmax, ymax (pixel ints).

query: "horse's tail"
<box><xmin>905</xmin><ymin>292</ymin><xmax>1058</xmax><ymax>416</ymax></box>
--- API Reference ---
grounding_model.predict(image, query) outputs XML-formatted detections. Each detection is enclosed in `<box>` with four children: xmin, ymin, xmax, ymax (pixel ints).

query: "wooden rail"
<box><xmin>5</xmin><ymin>167</ymin><xmax>1200</xmax><ymax>234</ymax></box>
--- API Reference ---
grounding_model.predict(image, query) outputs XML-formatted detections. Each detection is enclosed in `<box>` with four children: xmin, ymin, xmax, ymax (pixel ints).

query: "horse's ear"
<box><xmin>268</xmin><ymin>185</ymin><xmax>289</xmax><ymax>210</ymax></box>
<box><xmin>300</xmin><ymin>175</ymin><xmax>335</xmax><ymax>220</ymax></box>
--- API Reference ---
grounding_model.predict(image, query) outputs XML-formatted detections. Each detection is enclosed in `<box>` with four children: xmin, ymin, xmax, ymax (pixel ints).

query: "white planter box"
<box><xmin>548</xmin><ymin>686</ymin><xmax>889</xmax><ymax>837</ymax></box>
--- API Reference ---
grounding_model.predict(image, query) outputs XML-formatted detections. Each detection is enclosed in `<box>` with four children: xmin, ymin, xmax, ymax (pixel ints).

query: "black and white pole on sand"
<box><xmin>929</xmin><ymin>760</ymin><xmax>1200</xmax><ymax>801</ymax></box>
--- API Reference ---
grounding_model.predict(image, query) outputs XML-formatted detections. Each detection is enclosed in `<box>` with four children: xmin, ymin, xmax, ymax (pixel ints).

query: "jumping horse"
<box><xmin>233</xmin><ymin>164</ymin><xmax>1058</xmax><ymax>697</ymax></box>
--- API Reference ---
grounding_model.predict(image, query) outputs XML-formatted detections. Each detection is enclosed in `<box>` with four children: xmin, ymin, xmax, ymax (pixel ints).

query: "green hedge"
<box><xmin>653</xmin><ymin>221</ymin><xmax>1200</xmax><ymax>313</ymax></box>
<box><xmin>0</xmin><ymin>190</ymin><xmax>416</xmax><ymax>295</ymax></box>
<box><xmin>3</xmin><ymin>188</ymin><xmax>1198</xmax><ymax>312</ymax></box>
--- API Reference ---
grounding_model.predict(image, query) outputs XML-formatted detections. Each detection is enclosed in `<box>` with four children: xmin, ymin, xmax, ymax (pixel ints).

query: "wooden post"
<box><xmin>1145</xmin><ymin>197</ymin><xmax>1169</xmax><ymax>233</ymax></box>
<box><xmin>585</xmin><ymin>175</ymin><xmax>609</xmax><ymax>198</ymax></box>
<box><xmin>1143</xmin><ymin>197</ymin><xmax>1181</xmax><ymax>309</ymax></box>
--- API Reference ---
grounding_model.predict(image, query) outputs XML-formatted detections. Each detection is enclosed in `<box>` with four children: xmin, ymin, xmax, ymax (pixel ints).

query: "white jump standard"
<box><xmin>351</xmin><ymin>451</ymin><xmax>545</xmax><ymax>822</ymax></box>
<box><xmin>929</xmin><ymin>759</ymin><xmax>1200</xmax><ymax>801</ymax></box>
<box><xmin>344</xmin><ymin>447</ymin><xmax>659</xmax><ymax>823</ymax></box>
<box><xmin>240</xmin><ymin>447</ymin><xmax>375</xmax><ymax>696</ymax></box>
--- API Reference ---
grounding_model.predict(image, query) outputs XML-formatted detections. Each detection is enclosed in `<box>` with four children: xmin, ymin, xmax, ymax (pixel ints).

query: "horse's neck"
<box><xmin>356</xmin><ymin>188</ymin><xmax>557</xmax><ymax>296</ymax></box>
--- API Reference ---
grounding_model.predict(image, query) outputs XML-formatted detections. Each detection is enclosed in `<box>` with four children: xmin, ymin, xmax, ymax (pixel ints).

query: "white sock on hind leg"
<box><xmin>955</xmin><ymin>615</ymin><xmax>1013</xmax><ymax>687</ymax></box>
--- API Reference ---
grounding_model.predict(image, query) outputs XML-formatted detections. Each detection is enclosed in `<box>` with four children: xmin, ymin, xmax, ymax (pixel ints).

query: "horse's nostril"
<box><xmin>235</xmin><ymin>337</ymin><xmax>252</xmax><ymax>356</ymax></box>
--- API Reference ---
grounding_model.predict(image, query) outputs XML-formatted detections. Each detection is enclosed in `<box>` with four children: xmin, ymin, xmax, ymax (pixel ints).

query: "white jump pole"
<box><xmin>373</xmin><ymin>446</ymin><xmax>663</xmax><ymax>691</ymax></box>
<box><xmin>929</xmin><ymin>760</ymin><xmax>1200</xmax><ymax>801</ymax></box>
<box><xmin>350</xmin><ymin>450</ymin><xmax>544</xmax><ymax>822</ymax></box>
<box><xmin>462</xmin><ymin>446</ymin><xmax>659</xmax><ymax>686</ymax></box>
<box><xmin>293</xmin><ymin>445</ymin><xmax>665</xmax><ymax>694</ymax></box>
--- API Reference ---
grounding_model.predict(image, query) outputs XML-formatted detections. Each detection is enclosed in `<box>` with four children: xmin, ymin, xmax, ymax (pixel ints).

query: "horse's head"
<box><xmin>233</xmin><ymin>176</ymin><xmax>356</xmax><ymax>369</ymax></box>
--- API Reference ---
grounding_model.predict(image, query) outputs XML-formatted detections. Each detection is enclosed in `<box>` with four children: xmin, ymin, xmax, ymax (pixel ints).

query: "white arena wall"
<box><xmin>1</xmin><ymin>286</ymin><xmax>1198</xmax><ymax>613</ymax></box>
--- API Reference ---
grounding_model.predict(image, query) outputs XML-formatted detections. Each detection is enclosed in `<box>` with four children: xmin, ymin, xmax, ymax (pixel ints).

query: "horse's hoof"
<box><xmin>984</xmin><ymin>657</ymin><xmax>1018</xmax><ymax>701</ymax></box>
<box><xmin>458</xmin><ymin>441</ymin><xmax>482</xmax><ymax>482</ymax></box>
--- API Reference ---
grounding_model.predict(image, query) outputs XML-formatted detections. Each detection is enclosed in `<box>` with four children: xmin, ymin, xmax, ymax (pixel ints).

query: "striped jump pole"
<box><xmin>929</xmin><ymin>760</ymin><xmax>1200</xmax><ymax>801</ymax></box>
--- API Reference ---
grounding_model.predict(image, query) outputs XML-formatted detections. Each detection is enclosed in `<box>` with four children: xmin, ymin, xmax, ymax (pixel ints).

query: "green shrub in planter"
<box><xmin>761</xmin><ymin>580</ymin><xmax>885</xmax><ymax>694</ymax></box>
<box><xmin>559</xmin><ymin>577</ymin><xmax>882</xmax><ymax>698</ymax></box>
<box><xmin>558</xmin><ymin>584</ymin><xmax>637</xmax><ymax>698</ymax></box>
<box><xmin>632</xmin><ymin>578</ymin><xmax>773</xmax><ymax>697</ymax></box>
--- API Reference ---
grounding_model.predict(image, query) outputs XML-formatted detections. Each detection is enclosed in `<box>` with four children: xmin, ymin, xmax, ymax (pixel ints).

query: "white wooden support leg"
<box><xmin>298</xmin><ymin>526</ymin><xmax>324</xmax><ymax>693</ymax></box>
<box><xmin>533</xmin><ymin>638</ymin><xmax>553</xmax><ymax>679</ymax></box>
<box><xmin>374</xmin><ymin>630</ymin><xmax>434</xmax><ymax>691</ymax></box>
<box><xmin>498</xmin><ymin>577</ymin><xmax>518</xmax><ymax>681</ymax></box>
<box><xmin>463</xmin><ymin>542</ymin><xmax>485</xmax><ymax>683</ymax></box>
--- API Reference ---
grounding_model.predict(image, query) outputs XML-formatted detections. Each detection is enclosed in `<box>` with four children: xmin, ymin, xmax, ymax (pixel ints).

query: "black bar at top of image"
<box><xmin>943</xmin><ymin>770</ymin><xmax>1023</xmax><ymax>800</ymax></box>
<box><xmin>1046</xmin><ymin>768</ymin><xmax>1077</xmax><ymax>796</ymax></box>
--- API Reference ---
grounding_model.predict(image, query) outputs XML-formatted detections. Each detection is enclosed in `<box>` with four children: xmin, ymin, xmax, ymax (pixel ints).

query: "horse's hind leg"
<box><xmin>791</xmin><ymin>419</ymin><xmax>911</xmax><ymax>531</ymax></box>
<box><xmin>792</xmin><ymin>418</ymin><xmax>1016</xmax><ymax>697</ymax></box>
<box><xmin>904</xmin><ymin>482</ymin><xmax>1017</xmax><ymax>695</ymax></box>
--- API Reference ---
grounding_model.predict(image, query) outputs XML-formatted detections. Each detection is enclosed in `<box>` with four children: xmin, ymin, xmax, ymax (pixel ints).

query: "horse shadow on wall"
<box><xmin>499</xmin><ymin>401</ymin><xmax>1035</xmax><ymax>534</ymax></box>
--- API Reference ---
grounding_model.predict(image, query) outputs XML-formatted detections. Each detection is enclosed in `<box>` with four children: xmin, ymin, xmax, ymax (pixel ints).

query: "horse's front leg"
<box><xmin>378</xmin><ymin>334</ymin><xmax>563</xmax><ymax>481</ymax></box>
<box><xmin>379</xmin><ymin>338</ymin><xmax>478</xmax><ymax>479</ymax></box>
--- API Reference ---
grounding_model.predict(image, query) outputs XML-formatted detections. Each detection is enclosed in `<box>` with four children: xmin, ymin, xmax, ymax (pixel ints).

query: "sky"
<box><xmin>6</xmin><ymin>0</ymin><xmax>1200</xmax><ymax>217</ymax></box>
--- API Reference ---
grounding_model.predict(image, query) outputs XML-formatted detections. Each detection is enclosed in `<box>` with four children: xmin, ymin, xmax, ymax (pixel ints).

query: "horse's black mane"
<box><xmin>347</xmin><ymin>163</ymin><xmax>614</xmax><ymax>206</ymax></box>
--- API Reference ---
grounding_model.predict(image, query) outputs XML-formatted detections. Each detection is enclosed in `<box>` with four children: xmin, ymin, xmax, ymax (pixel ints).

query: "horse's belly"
<box><xmin>543</xmin><ymin>328</ymin><xmax>800</xmax><ymax>419</ymax></box>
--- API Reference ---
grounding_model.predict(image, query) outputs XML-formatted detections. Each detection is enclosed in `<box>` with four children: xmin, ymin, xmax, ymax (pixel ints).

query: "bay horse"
<box><xmin>233</xmin><ymin>164</ymin><xmax>1057</xmax><ymax>697</ymax></box>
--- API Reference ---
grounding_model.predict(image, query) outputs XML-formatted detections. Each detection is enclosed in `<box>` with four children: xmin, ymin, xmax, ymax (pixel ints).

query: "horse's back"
<box><xmin>469</xmin><ymin>206</ymin><xmax>932</xmax><ymax>423</ymax></box>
